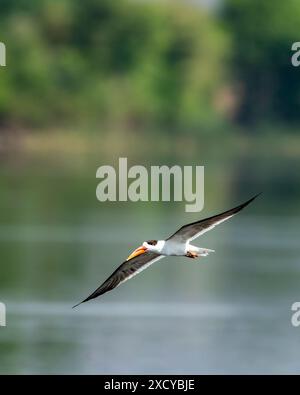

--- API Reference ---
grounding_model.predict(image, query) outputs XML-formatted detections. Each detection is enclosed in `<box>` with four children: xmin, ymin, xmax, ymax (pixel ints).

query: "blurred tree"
<box><xmin>223</xmin><ymin>0</ymin><xmax>300</xmax><ymax>127</ymax></box>
<box><xmin>0</xmin><ymin>0</ymin><xmax>230</xmax><ymax>131</ymax></box>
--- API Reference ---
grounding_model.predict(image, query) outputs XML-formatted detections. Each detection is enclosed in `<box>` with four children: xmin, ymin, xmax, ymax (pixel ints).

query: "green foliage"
<box><xmin>0</xmin><ymin>0</ymin><xmax>229</xmax><ymax>130</ymax></box>
<box><xmin>1</xmin><ymin>0</ymin><xmax>298</xmax><ymax>131</ymax></box>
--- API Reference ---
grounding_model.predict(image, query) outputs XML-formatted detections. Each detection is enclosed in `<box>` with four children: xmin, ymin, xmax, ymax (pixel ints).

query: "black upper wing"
<box><xmin>73</xmin><ymin>252</ymin><xmax>163</xmax><ymax>307</ymax></box>
<box><xmin>167</xmin><ymin>194</ymin><xmax>260</xmax><ymax>244</ymax></box>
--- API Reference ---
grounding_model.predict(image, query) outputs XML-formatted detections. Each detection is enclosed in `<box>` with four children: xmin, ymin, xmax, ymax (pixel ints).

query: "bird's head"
<box><xmin>126</xmin><ymin>240</ymin><xmax>164</xmax><ymax>261</ymax></box>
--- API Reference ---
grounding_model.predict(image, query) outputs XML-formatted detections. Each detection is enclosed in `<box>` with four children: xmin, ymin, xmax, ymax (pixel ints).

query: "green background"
<box><xmin>0</xmin><ymin>0</ymin><xmax>299</xmax><ymax>374</ymax></box>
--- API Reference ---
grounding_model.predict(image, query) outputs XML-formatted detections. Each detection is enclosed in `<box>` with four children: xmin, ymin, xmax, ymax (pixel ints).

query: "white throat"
<box><xmin>143</xmin><ymin>240</ymin><xmax>165</xmax><ymax>254</ymax></box>
<box><xmin>155</xmin><ymin>240</ymin><xmax>165</xmax><ymax>253</ymax></box>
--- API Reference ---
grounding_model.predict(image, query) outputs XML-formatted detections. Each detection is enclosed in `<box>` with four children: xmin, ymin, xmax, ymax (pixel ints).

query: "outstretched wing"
<box><xmin>73</xmin><ymin>252</ymin><xmax>164</xmax><ymax>307</ymax></box>
<box><xmin>167</xmin><ymin>194</ymin><xmax>260</xmax><ymax>244</ymax></box>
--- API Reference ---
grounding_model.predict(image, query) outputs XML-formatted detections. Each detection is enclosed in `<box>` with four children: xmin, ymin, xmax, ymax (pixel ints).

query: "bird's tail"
<box><xmin>198</xmin><ymin>248</ymin><xmax>215</xmax><ymax>257</ymax></box>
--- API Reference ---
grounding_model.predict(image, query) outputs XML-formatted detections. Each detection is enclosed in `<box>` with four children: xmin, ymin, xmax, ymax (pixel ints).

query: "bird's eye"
<box><xmin>147</xmin><ymin>240</ymin><xmax>157</xmax><ymax>246</ymax></box>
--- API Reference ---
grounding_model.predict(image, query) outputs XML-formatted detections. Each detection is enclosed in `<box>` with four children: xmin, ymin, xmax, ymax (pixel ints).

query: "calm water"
<box><xmin>0</xmin><ymin>216</ymin><xmax>300</xmax><ymax>374</ymax></box>
<box><xmin>0</xmin><ymin>151</ymin><xmax>300</xmax><ymax>374</ymax></box>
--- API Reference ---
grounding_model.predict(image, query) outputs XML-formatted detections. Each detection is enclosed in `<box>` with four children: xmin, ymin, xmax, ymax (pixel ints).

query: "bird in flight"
<box><xmin>73</xmin><ymin>194</ymin><xmax>260</xmax><ymax>307</ymax></box>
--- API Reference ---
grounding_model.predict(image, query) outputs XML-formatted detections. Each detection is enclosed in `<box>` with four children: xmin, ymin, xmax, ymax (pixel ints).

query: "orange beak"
<box><xmin>126</xmin><ymin>245</ymin><xmax>147</xmax><ymax>261</ymax></box>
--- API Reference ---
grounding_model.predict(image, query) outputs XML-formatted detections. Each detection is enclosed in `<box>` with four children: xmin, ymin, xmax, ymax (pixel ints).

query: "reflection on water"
<box><xmin>0</xmin><ymin>216</ymin><xmax>300</xmax><ymax>374</ymax></box>
<box><xmin>0</xmin><ymin>151</ymin><xmax>300</xmax><ymax>374</ymax></box>
<box><xmin>2</xmin><ymin>299</ymin><xmax>299</xmax><ymax>374</ymax></box>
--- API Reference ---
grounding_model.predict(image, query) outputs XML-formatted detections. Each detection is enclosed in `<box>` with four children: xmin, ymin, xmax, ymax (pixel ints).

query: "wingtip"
<box><xmin>72</xmin><ymin>295</ymin><xmax>92</xmax><ymax>309</ymax></box>
<box><xmin>234</xmin><ymin>192</ymin><xmax>261</xmax><ymax>213</ymax></box>
<box><xmin>72</xmin><ymin>302</ymin><xmax>82</xmax><ymax>309</ymax></box>
<box><xmin>244</xmin><ymin>192</ymin><xmax>262</xmax><ymax>205</ymax></box>
<box><xmin>252</xmin><ymin>192</ymin><xmax>262</xmax><ymax>202</ymax></box>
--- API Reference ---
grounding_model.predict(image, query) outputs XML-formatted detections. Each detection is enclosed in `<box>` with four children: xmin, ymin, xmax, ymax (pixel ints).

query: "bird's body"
<box><xmin>152</xmin><ymin>239</ymin><xmax>213</xmax><ymax>257</ymax></box>
<box><xmin>73</xmin><ymin>194</ymin><xmax>260</xmax><ymax>308</ymax></box>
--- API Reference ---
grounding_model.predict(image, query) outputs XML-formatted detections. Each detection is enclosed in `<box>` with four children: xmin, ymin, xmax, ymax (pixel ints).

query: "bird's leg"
<box><xmin>186</xmin><ymin>251</ymin><xmax>199</xmax><ymax>258</ymax></box>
